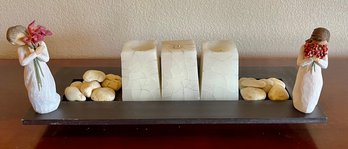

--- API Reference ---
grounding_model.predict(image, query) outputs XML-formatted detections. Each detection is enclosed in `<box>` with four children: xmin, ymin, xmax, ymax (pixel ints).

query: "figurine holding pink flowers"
<box><xmin>6</xmin><ymin>21</ymin><xmax>60</xmax><ymax>114</ymax></box>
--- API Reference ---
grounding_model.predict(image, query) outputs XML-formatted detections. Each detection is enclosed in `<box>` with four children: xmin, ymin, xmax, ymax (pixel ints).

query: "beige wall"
<box><xmin>0</xmin><ymin>0</ymin><xmax>347</xmax><ymax>59</ymax></box>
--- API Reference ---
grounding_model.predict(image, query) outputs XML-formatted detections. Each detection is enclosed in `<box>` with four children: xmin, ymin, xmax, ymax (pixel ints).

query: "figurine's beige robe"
<box><xmin>18</xmin><ymin>41</ymin><xmax>60</xmax><ymax>114</ymax></box>
<box><xmin>293</xmin><ymin>45</ymin><xmax>328</xmax><ymax>113</ymax></box>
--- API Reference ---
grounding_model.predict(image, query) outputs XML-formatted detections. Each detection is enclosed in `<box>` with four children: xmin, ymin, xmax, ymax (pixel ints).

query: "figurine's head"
<box><xmin>307</xmin><ymin>27</ymin><xmax>330</xmax><ymax>44</ymax></box>
<box><xmin>6</xmin><ymin>25</ymin><xmax>27</xmax><ymax>46</ymax></box>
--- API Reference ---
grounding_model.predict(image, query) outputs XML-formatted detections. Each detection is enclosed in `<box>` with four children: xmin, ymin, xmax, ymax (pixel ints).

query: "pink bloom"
<box><xmin>23</xmin><ymin>20</ymin><xmax>53</xmax><ymax>48</ymax></box>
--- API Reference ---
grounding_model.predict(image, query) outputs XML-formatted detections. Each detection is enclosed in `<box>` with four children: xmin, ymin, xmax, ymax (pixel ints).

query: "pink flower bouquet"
<box><xmin>23</xmin><ymin>20</ymin><xmax>53</xmax><ymax>90</ymax></box>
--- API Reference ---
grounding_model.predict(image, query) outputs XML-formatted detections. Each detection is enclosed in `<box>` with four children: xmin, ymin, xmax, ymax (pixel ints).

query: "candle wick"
<box><xmin>174</xmin><ymin>44</ymin><xmax>181</xmax><ymax>49</ymax></box>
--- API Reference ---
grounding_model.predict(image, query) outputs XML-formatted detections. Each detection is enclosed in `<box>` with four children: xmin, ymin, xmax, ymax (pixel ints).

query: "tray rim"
<box><xmin>22</xmin><ymin>100</ymin><xmax>328</xmax><ymax>125</ymax></box>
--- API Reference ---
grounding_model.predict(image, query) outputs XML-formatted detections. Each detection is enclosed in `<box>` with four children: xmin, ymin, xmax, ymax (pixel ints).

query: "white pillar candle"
<box><xmin>200</xmin><ymin>40</ymin><xmax>239</xmax><ymax>100</ymax></box>
<box><xmin>121</xmin><ymin>40</ymin><xmax>161</xmax><ymax>101</ymax></box>
<box><xmin>161</xmin><ymin>40</ymin><xmax>200</xmax><ymax>100</ymax></box>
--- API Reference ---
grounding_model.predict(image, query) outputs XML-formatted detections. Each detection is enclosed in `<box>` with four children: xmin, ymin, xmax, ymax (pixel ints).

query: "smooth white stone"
<box><xmin>83</xmin><ymin>70</ymin><xmax>106</xmax><ymax>82</ymax></box>
<box><xmin>268</xmin><ymin>78</ymin><xmax>286</xmax><ymax>88</ymax></box>
<box><xmin>70</xmin><ymin>81</ymin><xmax>83</xmax><ymax>89</ymax></box>
<box><xmin>240</xmin><ymin>79</ymin><xmax>266</xmax><ymax>89</ymax></box>
<box><xmin>200</xmin><ymin>40</ymin><xmax>239</xmax><ymax>100</ymax></box>
<box><xmin>65</xmin><ymin>86</ymin><xmax>86</xmax><ymax>101</ymax></box>
<box><xmin>121</xmin><ymin>40</ymin><xmax>161</xmax><ymax>101</ymax></box>
<box><xmin>91</xmin><ymin>87</ymin><xmax>115</xmax><ymax>101</ymax></box>
<box><xmin>240</xmin><ymin>87</ymin><xmax>266</xmax><ymax>101</ymax></box>
<box><xmin>161</xmin><ymin>40</ymin><xmax>200</xmax><ymax>100</ymax></box>
<box><xmin>80</xmin><ymin>81</ymin><xmax>101</xmax><ymax>98</ymax></box>
<box><xmin>268</xmin><ymin>84</ymin><xmax>289</xmax><ymax>100</ymax></box>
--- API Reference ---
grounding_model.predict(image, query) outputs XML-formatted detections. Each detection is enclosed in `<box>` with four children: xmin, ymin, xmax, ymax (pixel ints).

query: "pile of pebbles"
<box><xmin>64</xmin><ymin>70</ymin><xmax>122</xmax><ymax>102</ymax></box>
<box><xmin>239</xmin><ymin>77</ymin><xmax>289</xmax><ymax>101</ymax></box>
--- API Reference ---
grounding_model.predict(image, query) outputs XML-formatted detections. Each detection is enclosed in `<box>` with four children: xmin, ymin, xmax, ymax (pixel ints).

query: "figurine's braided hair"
<box><xmin>6</xmin><ymin>25</ymin><xmax>27</xmax><ymax>44</ymax></box>
<box><xmin>306</xmin><ymin>27</ymin><xmax>330</xmax><ymax>43</ymax></box>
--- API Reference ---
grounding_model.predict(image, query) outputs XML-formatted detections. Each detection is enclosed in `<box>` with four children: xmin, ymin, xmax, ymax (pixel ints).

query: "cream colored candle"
<box><xmin>121</xmin><ymin>40</ymin><xmax>161</xmax><ymax>101</ymax></box>
<box><xmin>161</xmin><ymin>40</ymin><xmax>200</xmax><ymax>100</ymax></box>
<box><xmin>200</xmin><ymin>40</ymin><xmax>239</xmax><ymax>100</ymax></box>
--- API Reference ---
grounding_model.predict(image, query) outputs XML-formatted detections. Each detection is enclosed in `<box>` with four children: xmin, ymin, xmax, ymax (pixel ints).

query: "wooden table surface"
<box><xmin>0</xmin><ymin>58</ymin><xmax>347</xmax><ymax>149</ymax></box>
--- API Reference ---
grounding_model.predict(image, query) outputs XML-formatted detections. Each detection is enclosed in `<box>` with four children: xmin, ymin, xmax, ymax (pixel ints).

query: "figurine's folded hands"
<box><xmin>18</xmin><ymin>47</ymin><xmax>38</xmax><ymax>66</ymax></box>
<box><xmin>314</xmin><ymin>55</ymin><xmax>328</xmax><ymax>69</ymax></box>
<box><xmin>35</xmin><ymin>42</ymin><xmax>50</xmax><ymax>62</ymax></box>
<box><xmin>28</xmin><ymin>47</ymin><xmax>35</xmax><ymax>53</ymax></box>
<box><xmin>34</xmin><ymin>46</ymin><xmax>43</xmax><ymax>55</ymax></box>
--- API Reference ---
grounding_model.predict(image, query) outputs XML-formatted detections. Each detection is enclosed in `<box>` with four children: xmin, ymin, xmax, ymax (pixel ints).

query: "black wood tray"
<box><xmin>22</xmin><ymin>67</ymin><xmax>327</xmax><ymax>125</ymax></box>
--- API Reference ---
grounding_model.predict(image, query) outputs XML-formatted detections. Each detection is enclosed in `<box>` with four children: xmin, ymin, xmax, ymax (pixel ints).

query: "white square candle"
<box><xmin>121</xmin><ymin>40</ymin><xmax>161</xmax><ymax>101</ymax></box>
<box><xmin>200</xmin><ymin>40</ymin><xmax>239</xmax><ymax>100</ymax></box>
<box><xmin>161</xmin><ymin>40</ymin><xmax>200</xmax><ymax>100</ymax></box>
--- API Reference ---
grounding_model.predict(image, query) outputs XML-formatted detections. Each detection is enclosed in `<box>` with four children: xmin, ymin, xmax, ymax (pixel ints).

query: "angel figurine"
<box><xmin>6</xmin><ymin>22</ymin><xmax>60</xmax><ymax>114</ymax></box>
<box><xmin>293</xmin><ymin>27</ymin><xmax>330</xmax><ymax>113</ymax></box>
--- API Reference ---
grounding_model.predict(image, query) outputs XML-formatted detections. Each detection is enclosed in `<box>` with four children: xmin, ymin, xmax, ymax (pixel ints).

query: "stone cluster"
<box><xmin>239</xmin><ymin>77</ymin><xmax>289</xmax><ymax>101</ymax></box>
<box><xmin>64</xmin><ymin>70</ymin><xmax>122</xmax><ymax>101</ymax></box>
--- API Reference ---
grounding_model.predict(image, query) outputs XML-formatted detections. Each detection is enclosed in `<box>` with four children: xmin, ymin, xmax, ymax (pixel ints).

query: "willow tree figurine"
<box><xmin>293</xmin><ymin>27</ymin><xmax>330</xmax><ymax>113</ymax></box>
<box><xmin>6</xmin><ymin>21</ymin><xmax>60</xmax><ymax>114</ymax></box>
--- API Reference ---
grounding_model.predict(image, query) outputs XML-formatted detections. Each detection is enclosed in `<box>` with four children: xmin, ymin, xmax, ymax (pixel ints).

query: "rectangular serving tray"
<box><xmin>22</xmin><ymin>67</ymin><xmax>327</xmax><ymax>125</ymax></box>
